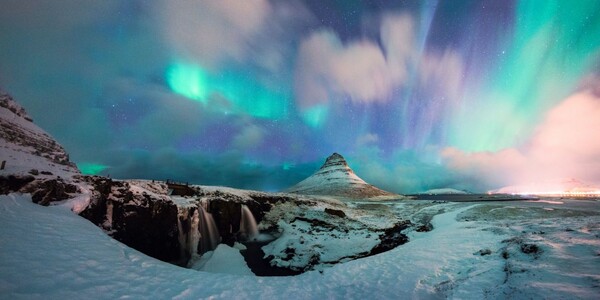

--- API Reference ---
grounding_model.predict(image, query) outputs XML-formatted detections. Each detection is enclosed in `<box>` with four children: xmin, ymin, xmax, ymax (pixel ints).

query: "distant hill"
<box><xmin>420</xmin><ymin>188</ymin><xmax>469</xmax><ymax>195</ymax></box>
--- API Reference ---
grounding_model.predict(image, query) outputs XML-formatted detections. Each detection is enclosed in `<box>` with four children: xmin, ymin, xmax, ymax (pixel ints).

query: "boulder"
<box><xmin>30</xmin><ymin>178</ymin><xmax>78</xmax><ymax>206</ymax></box>
<box><xmin>324</xmin><ymin>208</ymin><xmax>346</xmax><ymax>218</ymax></box>
<box><xmin>0</xmin><ymin>175</ymin><xmax>35</xmax><ymax>194</ymax></box>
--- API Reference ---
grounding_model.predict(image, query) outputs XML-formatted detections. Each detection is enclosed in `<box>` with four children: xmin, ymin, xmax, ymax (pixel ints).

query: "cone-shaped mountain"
<box><xmin>286</xmin><ymin>153</ymin><xmax>397</xmax><ymax>198</ymax></box>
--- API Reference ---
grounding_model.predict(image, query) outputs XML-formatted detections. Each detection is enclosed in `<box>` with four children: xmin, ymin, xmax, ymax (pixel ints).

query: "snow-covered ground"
<box><xmin>1</xmin><ymin>194</ymin><xmax>598</xmax><ymax>299</ymax></box>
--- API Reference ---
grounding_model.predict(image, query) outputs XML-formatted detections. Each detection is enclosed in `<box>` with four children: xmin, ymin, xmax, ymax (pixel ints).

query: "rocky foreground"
<box><xmin>1</xmin><ymin>173</ymin><xmax>413</xmax><ymax>274</ymax></box>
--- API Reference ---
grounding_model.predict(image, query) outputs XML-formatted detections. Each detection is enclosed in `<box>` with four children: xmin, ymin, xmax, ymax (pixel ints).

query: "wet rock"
<box><xmin>416</xmin><ymin>223</ymin><xmax>433</xmax><ymax>232</ymax></box>
<box><xmin>208</xmin><ymin>199</ymin><xmax>243</xmax><ymax>245</ymax></box>
<box><xmin>28</xmin><ymin>169</ymin><xmax>39</xmax><ymax>175</ymax></box>
<box><xmin>475</xmin><ymin>249</ymin><xmax>492</xmax><ymax>256</ymax></box>
<box><xmin>324</xmin><ymin>208</ymin><xmax>346</xmax><ymax>218</ymax></box>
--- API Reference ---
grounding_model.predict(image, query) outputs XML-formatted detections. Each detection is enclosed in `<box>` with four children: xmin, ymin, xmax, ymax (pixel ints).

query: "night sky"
<box><xmin>1</xmin><ymin>0</ymin><xmax>599</xmax><ymax>193</ymax></box>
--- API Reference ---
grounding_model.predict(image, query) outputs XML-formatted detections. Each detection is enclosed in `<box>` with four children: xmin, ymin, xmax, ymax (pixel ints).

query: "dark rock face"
<box><xmin>78</xmin><ymin>177</ymin><xmax>181</xmax><ymax>263</ymax></box>
<box><xmin>241</xmin><ymin>241</ymin><xmax>303</xmax><ymax>277</ymax></box>
<box><xmin>208</xmin><ymin>199</ymin><xmax>243</xmax><ymax>245</ymax></box>
<box><xmin>325</xmin><ymin>208</ymin><xmax>346</xmax><ymax>218</ymax></box>
<box><xmin>0</xmin><ymin>175</ymin><xmax>35</xmax><ymax>195</ymax></box>
<box><xmin>78</xmin><ymin>176</ymin><xmax>111</xmax><ymax>225</ymax></box>
<box><xmin>244</xmin><ymin>194</ymin><xmax>289</xmax><ymax>222</ymax></box>
<box><xmin>110</xmin><ymin>195</ymin><xmax>180</xmax><ymax>263</ymax></box>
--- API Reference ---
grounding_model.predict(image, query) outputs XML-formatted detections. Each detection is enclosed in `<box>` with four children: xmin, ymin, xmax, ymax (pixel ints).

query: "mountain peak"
<box><xmin>322</xmin><ymin>153</ymin><xmax>347</xmax><ymax>167</ymax></box>
<box><xmin>286</xmin><ymin>153</ymin><xmax>397</xmax><ymax>199</ymax></box>
<box><xmin>320</xmin><ymin>153</ymin><xmax>351</xmax><ymax>172</ymax></box>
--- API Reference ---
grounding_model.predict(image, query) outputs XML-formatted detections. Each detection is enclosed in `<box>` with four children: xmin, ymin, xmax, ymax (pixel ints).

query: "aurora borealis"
<box><xmin>1</xmin><ymin>0</ymin><xmax>599</xmax><ymax>193</ymax></box>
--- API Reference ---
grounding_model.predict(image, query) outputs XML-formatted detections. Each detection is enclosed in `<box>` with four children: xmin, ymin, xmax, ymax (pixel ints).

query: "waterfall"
<box><xmin>176</xmin><ymin>202</ymin><xmax>221</xmax><ymax>266</ymax></box>
<box><xmin>240</xmin><ymin>205</ymin><xmax>259</xmax><ymax>241</ymax></box>
<box><xmin>198</xmin><ymin>206</ymin><xmax>220</xmax><ymax>254</ymax></box>
<box><xmin>177</xmin><ymin>207</ymin><xmax>198</xmax><ymax>262</ymax></box>
<box><xmin>189</xmin><ymin>209</ymin><xmax>200</xmax><ymax>257</ymax></box>
<box><xmin>103</xmin><ymin>200</ymin><xmax>113</xmax><ymax>229</ymax></box>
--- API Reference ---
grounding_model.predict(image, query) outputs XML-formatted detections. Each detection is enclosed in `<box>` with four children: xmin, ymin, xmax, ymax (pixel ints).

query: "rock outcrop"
<box><xmin>79</xmin><ymin>177</ymin><xmax>182</xmax><ymax>263</ymax></box>
<box><xmin>286</xmin><ymin>153</ymin><xmax>397</xmax><ymax>198</ymax></box>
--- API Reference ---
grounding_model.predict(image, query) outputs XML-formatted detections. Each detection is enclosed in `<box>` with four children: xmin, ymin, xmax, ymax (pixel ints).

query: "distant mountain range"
<box><xmin>419</xmin><ymin>188</ymin><xmax>469</xmax><ymax>195</ymax></box>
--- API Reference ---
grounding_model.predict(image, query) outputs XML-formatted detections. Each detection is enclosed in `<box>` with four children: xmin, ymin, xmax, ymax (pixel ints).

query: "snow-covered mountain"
<box><xmin>0</xmin><ymin>90</ymin><xmax>79</xmax><ymax>177</ymax></box>
<box><xmin>286</xmin><ymin>153</ymin><xmax>398</xmax><ymax>199</ymax></box>
<box><xmin>420</xmin><ymin>188</ymin><xmax>469</xmax><ymax>195</ymax></box>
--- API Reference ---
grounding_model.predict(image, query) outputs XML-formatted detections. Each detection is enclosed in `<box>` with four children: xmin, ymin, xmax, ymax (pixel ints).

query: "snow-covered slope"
<box><xmin>286</xmin><ymin>153</ymin><xmax>397</xmax><ymax>199</ymax></box>
<box><xmin>0</xmin><ymin>90</ymin><xmax>78</xmax><ymax>177</ymax></box>
<box><xmin>3</xmin><ymin>194</ymin><xmax>598</xmax><ymax>299</ymax></box>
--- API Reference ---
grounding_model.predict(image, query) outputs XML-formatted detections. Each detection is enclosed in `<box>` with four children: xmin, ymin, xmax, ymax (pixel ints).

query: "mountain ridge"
<box><xmin>0</xmin><ymin>90</ymin><xmax>79</xmax><ymax>176</ymax></box>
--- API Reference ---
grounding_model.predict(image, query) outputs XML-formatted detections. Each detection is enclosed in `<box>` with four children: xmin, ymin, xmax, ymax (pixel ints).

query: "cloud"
<box><xmin>295</xmin><ymin>14</ymin><xmax>415</xmax><ymax>108</ymax></box>
<box><xmin>158</xmin><ymin>0</ymin><xmax>271</xmax><ymax>68</ymax></box>
<box><xmin>442</xmin><ymin>89</ymin><xmax>600</xmax><ymax>190</ymax></box>
<box><xmin>232</xmin><ymin>125</ymin><xmax>266</xmax><ymax>149</ymax></box>
<box><xmin>418</xmin><ymin>50</ymin><xmax>464</xmax><ymax>100</ymax></box>
<box><xmin>380</xmin><ymin>13</ymin><xmax>416</xmax><ymax>84</ymax></box>
<box><xmin>356</xmin><ymin>133</ymin><xmax>379</xmax><ymax>146</ymax></box>
<box><xmin>294</xmin><ymin>13</ymin><xmax>464</xmax><ymax>112</ymax></box>
<box><xmin>295</xmin><ymin>31</ymin><xmax>393</xmax><ymax>108</ymax></box>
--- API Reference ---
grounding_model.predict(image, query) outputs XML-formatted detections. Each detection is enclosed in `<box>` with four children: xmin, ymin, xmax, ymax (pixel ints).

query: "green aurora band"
<box><xmin>451</xmin><ymin>0</ymin><xmax>600</xmax><ymax>152</ymax></box>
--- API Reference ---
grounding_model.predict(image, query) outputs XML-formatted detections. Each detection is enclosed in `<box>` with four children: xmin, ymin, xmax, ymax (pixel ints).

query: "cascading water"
<box><xmin>198</xmin><ymin>205</ymin><xmax>220</xmax><ymax>254</ymax></box>
<box><xmin>176</xmin><ymin>207</ymin><xmax>200</xmax><ymax>264</ymax></box>
<box><xmin>175</xmin><ymin>199</ymin><xmax>221</xmax><ymax>267</ymax></box>
<box><xmin>240</xmin><ymin>205</ymin><xmax>259</xmax><ymax>241</ymax></box>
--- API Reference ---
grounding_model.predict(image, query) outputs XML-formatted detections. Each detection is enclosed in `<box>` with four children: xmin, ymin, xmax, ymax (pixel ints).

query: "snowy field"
<box><xmin>1</xmin><ymin>194</ymin><xmax>599</xmax><ymax>299</ymax></box>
